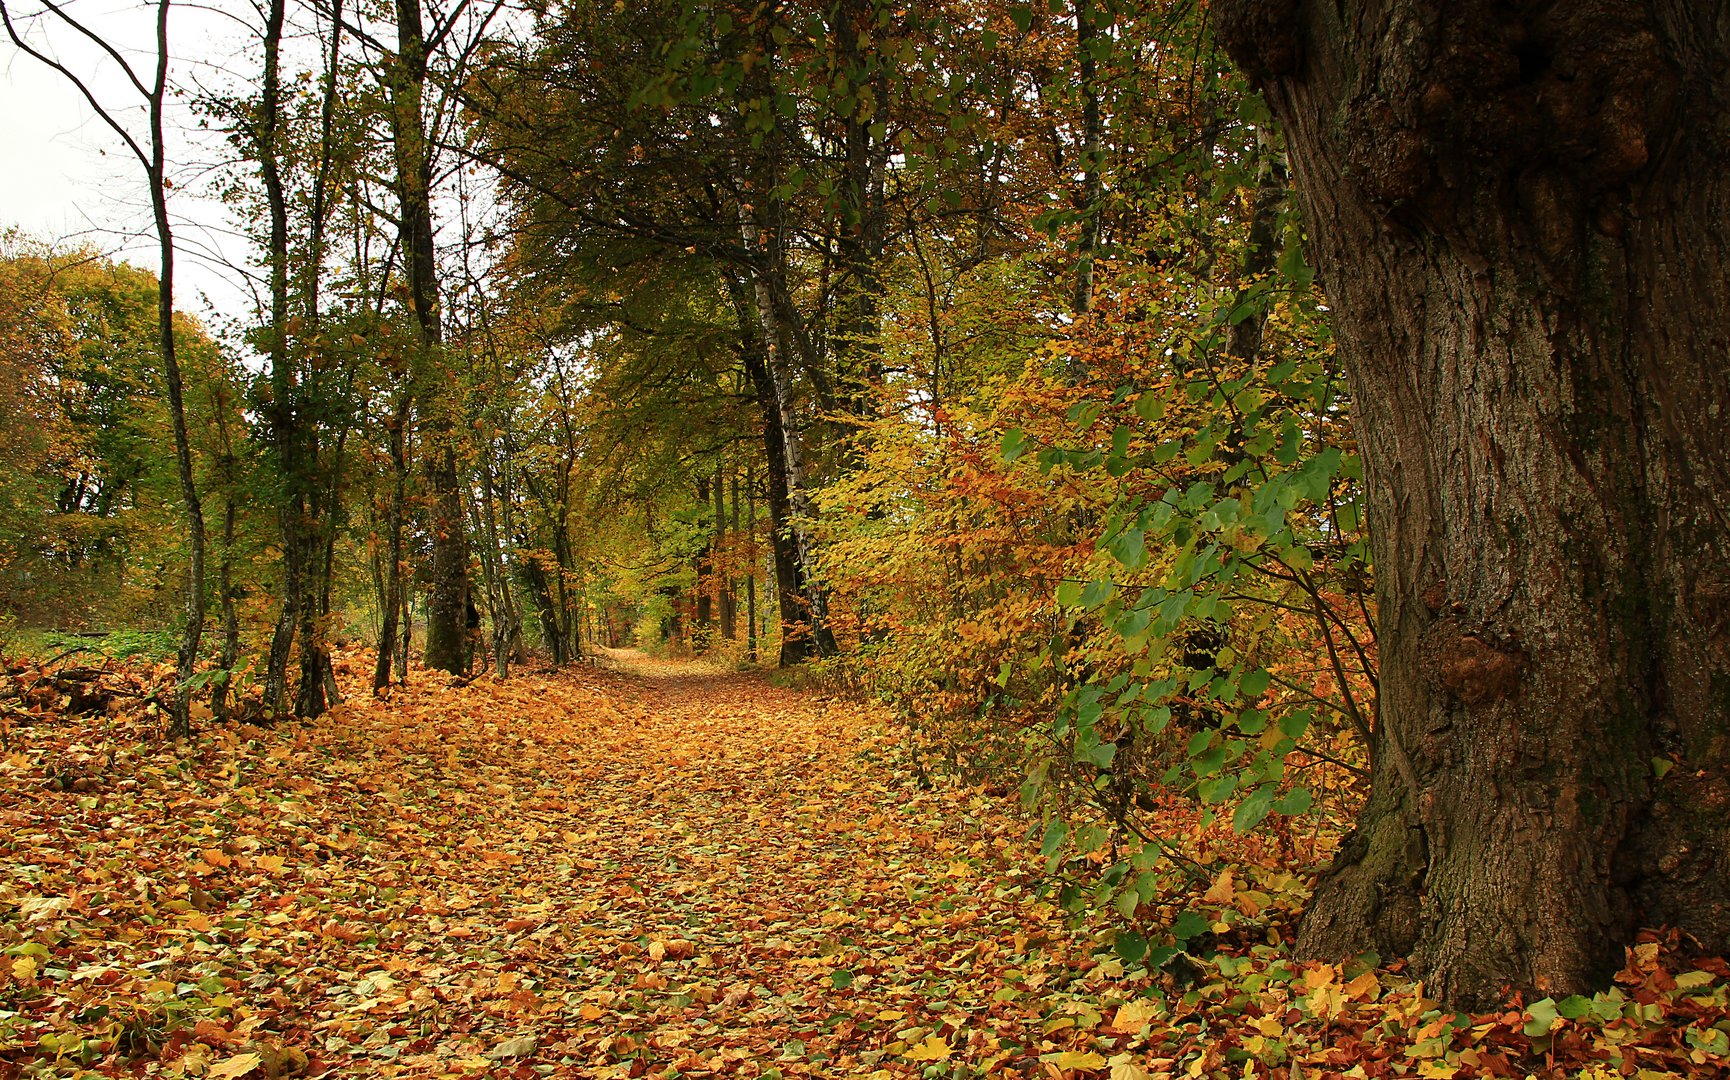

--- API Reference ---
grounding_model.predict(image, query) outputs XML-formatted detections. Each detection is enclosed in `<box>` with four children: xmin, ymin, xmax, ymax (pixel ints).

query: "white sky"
<box><xmin>0</xmin><ymin>0</ymin><xmax>260</xmax><ymax>324</ymax></box>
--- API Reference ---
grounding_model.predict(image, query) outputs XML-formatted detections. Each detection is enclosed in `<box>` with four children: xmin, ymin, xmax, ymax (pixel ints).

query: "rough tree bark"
<box><xmin>387</xmin><ymin>0</ymin><xmax>469</xmax><ymax>676</ymax></box>
<box><xmin>1215</xmin><ymin>0</ymin><xmax>1730</xmax><ymax>1006</ymax></box>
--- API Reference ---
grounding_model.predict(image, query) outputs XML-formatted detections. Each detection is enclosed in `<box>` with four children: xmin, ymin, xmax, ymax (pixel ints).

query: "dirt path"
<box><xmin>14</xmin><ymin>653</ymin><xmax>1717</xmax><ymax>1079</ymax></box>
<box><xmin>2</xmin><ymin>653</ymin><xmax>1120</xmax><ymax>1079</ymax></box>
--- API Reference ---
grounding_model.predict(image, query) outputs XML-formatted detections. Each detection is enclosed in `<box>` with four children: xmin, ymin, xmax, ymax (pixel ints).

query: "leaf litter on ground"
<box><xmin>2</xmin><ymin>649</ymin><xmax>1727</xmax><ymax>1079</ymax></box>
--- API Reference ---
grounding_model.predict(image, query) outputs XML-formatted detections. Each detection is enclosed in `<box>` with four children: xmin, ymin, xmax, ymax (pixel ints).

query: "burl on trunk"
<box><xmin>1215</xmin><ymin>0</ymin><xmax>1730</xmax><ymax>1005</ymax></box>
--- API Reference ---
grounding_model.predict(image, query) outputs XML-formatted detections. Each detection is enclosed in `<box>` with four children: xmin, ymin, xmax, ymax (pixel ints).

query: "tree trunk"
<box><xmin>740</xmin><ymin>336</ymin><xmax>820</xmax><ymax>666</ymax></box>
<box><xmin>153</xmin><ymin>87</ymin><xmax>205</xmax><ymax>731</ymax></box>
<box><xmin>387</xmin><ymin>0</ymin><xmax>468</xmax><ymax>676</ymax></box>
<box><xmin>1217</xmin><ymin>0</ymin><xmax>1730</xmax><ymax>1006</ymax></box>
<box><xmin>695</xmin><ymin>475</ymin><xmax>714</xmax><ymax>647</ymax></box>
<box><xmin>720</xmin><ymin>463</ymin><xmax>737</xmax><ymax>641</ymax></box>
<box><xmin>373</xmin><ymin>398</ymin><xmax>409</xmax><ymax>692</ymax></box>
<box><xmin>745</xmin><ymin>471</ymin><xmax>758</xmax><ymax>663</ymax></box>
<box><xmin>521</xmin><ymin>549</ymin><xmax>565</xmax><ymax>663</ymax></box>
<box><xmin>213</xmin><ymin>491</ymin><xmax>240</xmax><ymax>722</ymax></box>
<box><xmin>258</xmin><ymin>0</ymin><xmax>300</xmax><ymax>719</ymax></box>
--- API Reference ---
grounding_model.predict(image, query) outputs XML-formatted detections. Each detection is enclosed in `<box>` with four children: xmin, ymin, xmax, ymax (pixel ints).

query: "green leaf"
<box><xmin>1115</xmin><ymin>886</ymin><xmax>1140</xmax><ymax>920</ymax></box>
<box><xmin>1171</xmin><ymin>910</ymin><xmax>1209</xmax><ymax>942</ymax></box>
<box><xmin>1277</xmin><ymin>233</ymin><xmax>1314</xmax><ymax>290</ymax></box>
<box><xmin>1000</xmin><ymin>427</ymin><xmax>1028</xmax><ymax>461</ymax></box>
<box><xmin>1233</xmin><ymin>787</ymin><xmax>1275</xmax><ymax>834</ymax></box>
<box><xmin>830</xmin><ymin>969</ymin><xmax>855</xmax><ymax>989</ymax></box>
<box><xmin>1235</xmin><ymin>709</ymin><xmax>1268</xmax><ymax>735</ymax></box>
<box><xmin>1554</xmin><ymin>995</ymin><xmax>1593</xmax><ymax>1020</ymax></box>
<box><xmin>1523</xmin><ymin>997</ymin><xmax>1560</xmax><ymax>1037</ymax></box>
<box><xmin>1198</xmin><ymin>775</ymin><xmax>1237</xmax><ymax>805</ymax></box>
<box><xmin>1079</xmin><ymin>579</ymin><xmax>1114</xmax><ymax>608</ymax></box>
<box><xmin>1108</xmin><ymin>528</ymin><xmax>1146</xmax><ymax>568</ymax></box>
<box><xmin>1239</xmin><ymin>668</ymin><xmax>1271</xmax><ymax>697</ymax></box>
<box><xmin>1191</xmin><ymin>747</ymin><xmax>1227</xmax><ymax>777</ymax></box>
<box><xmin>1008</xmin><ymin>4</ymin><xmax>1032</xmax><ymax>31</ymax></box>
<box><xmin>1082</xmin><ymin>740</ymin><xmax>1116</xmax><ymax>769</ymax></box>
<box><xmin>1272</xmin><ymin>787</ymin><xmax>1313</xmax><ymax>816</ymax></box>
<box><xmin>1039</xmin><ymin>817</ymin><xmax>1068</xmax><ymax>858</ymax></box>
<box><xmin>1277</xmin><ymin>709</ymin><xmax>1313</xmax><ymax>738</ymax></box>
<box><xmin>1114</xmin><ymin>931</ymin><xmax>1148</xmax><ymax>964</ymax></box>
<box><xmin>1134</xmin><ymin>393</ymin><xmax>1165</xmax><ymax>421</ymax></box>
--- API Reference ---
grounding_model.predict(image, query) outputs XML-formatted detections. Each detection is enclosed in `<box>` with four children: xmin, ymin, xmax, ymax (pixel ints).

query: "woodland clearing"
<box><xmin>3</xmin><ymin>651</ymin><xmax>1728</xmax><ymax>1080</ymax></box>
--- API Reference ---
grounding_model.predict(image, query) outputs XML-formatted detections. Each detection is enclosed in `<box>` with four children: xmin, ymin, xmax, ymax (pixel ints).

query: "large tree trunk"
<box><xmin>1217</xmin><ymin>0</ymin><xmax>1730</xmax><ymax>1006</ymax></box>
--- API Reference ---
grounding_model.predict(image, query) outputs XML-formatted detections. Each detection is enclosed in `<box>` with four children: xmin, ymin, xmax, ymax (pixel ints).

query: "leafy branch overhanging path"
<box><xmin>5</xmin><ymin>653</ymin><xmax>1726</xmax><ymax>1079</ymax></box>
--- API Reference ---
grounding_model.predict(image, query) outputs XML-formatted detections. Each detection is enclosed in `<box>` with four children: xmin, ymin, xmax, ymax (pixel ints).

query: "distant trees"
<box><xmin>0</xmin><ymin>241</ymin><xmax>232</xmax><ymax>634</ymax></box>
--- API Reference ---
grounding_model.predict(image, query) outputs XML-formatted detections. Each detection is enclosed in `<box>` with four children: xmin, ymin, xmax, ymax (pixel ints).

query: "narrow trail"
<box><xmin>2</xmin><ymin>652</ymin><xmax>1125</xmax><ymax>1079</ymax></box>
<box><xmin>10</xmin><ymin>653</ymin><xmax>1723</xmax><ymax>1079</ymax></box>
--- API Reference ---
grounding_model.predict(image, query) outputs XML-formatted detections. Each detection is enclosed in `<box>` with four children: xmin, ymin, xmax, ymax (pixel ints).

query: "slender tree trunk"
<box><xmin>373</xmin><ymin>398</ymin><xmax>409</xmax><ymax>692</ymax></box>
<box><xmin>476</xmin><ymin>454</ymin><xmax>520</xmax><ymax>678</ymax></box>
<box><xmin>695</xmin><ymin>476</ymin><xmax>714</xmax><ymax>647</ymax></box>
<box><xmin>739</xmin><ymin>335</ymin><xmax>819</xmax><ymax>665</ymax></box>
<box><xmin>1218</xmin><ymin>0</ymin><xmax>1730</xmax><ymax>1006</ymax></box>
<box><xmin>213</xmin><ymin>492</ymin><xmax>239</xmax><ymax>722</ymax></box>
<box><xmin>521</xmin><ymin>550</ymin><xmax>564</xmax><ymax>663</ymax></box>
<box><xmin>140</xmin><ymin>0</ymin><xmax>206</xmax><ymax>735</ymax></box>
<box><xmin>0</xmin><ymin>0</ymin><xmax>200</xmax><ymax>733</ymax></box>
<box><xmin>397</xmin><ymin>584</ymin><xmax>411</xmax><ymax>681</ymax></box>
<box><xmin>387</xmin><ymin>0</ymin><xmax>468</xmax><ymax>676</ymax></box>
<box><xmin>720</xmin><ymin>462</ymin><xmax>737</xmax><ymax>640</ymax></box>
<box><xmin>729</xmin><ymin>255</ymin><xmax>835</xmax><ymax>663</ymax></box>
<box><xmin>553</xmin><ymin>519</ymin><xmax>579</xmax><ymax>658</ymax></box>
<box><xmin>746</xmin><ymin>471</ymin><xmax>758</xmax><ymax>662</ymax></box>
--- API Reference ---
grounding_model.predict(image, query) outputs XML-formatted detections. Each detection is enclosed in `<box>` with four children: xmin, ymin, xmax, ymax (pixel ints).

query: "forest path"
<box><xmin>13</xmin><ymin>652</ymin><xmax>1703</xmax><ymax>1080</ymax></box>
<box><xmin>3</xmin><ymin>649</ymin><xmax>1123</xmax><ymax>1079</ymax></box>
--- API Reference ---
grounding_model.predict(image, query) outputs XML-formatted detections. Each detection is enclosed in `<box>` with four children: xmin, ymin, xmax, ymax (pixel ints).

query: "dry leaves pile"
<box><xmin>2</xmin><ymin>650</ymin><xmax>1727</xmax><ymax>1079</ymax></box>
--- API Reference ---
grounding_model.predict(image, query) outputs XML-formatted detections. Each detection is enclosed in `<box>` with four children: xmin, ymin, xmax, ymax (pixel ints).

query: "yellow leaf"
<box><xmin>1110</xmin><ymin>1063</ymin><xmax>1153</xmax><ymax>1080</ymax></box>
<box><xmin>904</xmin><ymin>1036</ymin><xmax>952</xmax><ymax>1062</ymax></box>
<box><xmin>1110</xmin><ymin>1001</ymin><xmax>1162</xmax><ymax>1032</ymax></box>
<box><xmin>1047</xmin><ymin>1050</ymin><xmax>1108</xmax><ymax>1070</ymax></box>
<box><xmin>1415</xmin><ymin>1062</ymin><xmax>1458</xmax><ymax>1079</ymax></box>
<box><xmin>207</xmin><ymin>1052</ymin><xmax>263</xmax><ymax>1079</ymax></box>
<box><xmin>255</xmin><ymin>855</ymin><xmax>285</xmax><ymax>873</ymax></box>
<box><xmin>1201</xmin><ymin>868</ymin><xmax>1235</xmax><ymax>906</ymax></box>
<box><xmin>11</xmin><ymin>955</ymin><xmax>37</xmax><ymax>980</ymax></box>
<box><xmin>1344</xmin><ymin>970</ymin><xmax>1381</xmax><ymax>1001</ymax></box>
<box><xmin>876</xmin><ymin>1009</ymin><xmax>906</xmax><ymax>1021</ymax></box>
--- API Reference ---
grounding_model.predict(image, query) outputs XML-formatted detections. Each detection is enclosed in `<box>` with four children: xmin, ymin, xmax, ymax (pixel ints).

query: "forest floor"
<box><xmin>3</xmin><ymin>650</ymin><xmax>1728</xmax><ymax>1080</ymax></box>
